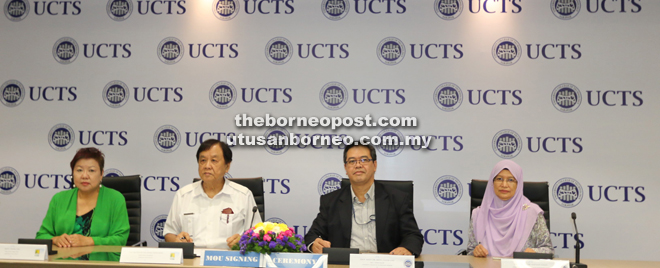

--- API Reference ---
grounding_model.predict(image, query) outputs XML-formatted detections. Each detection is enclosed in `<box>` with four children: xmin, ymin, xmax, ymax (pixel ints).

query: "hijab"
<box><xmin>471</xmin><ymin>160</ymin><xmax>543</xmax><ymax>257</ymax></box>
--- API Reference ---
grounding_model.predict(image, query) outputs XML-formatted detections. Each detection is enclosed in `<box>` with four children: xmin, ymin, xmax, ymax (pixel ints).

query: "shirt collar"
<box><xmin>350</xmin><ymin>182</ymin><xmax>375</xmax><ymax>203</ymax></box>
<box><xmin>193</xmin><ymin>179</ymin><xmax>233</xmax><ymax>198</ymax></box>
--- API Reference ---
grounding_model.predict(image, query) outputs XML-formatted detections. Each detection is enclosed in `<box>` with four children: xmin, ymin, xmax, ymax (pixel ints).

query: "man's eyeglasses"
<box><xmin>345</xmin><ymin>158</ymin><xmax>373</xmax><ymax>166</ymax></box>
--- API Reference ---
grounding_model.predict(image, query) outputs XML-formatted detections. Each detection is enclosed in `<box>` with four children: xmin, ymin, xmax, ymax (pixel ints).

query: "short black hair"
<box><xmin>196</xmin><ymin>139</ymin><xmax>232</xmax><ymax>163</ymax></box>
<box><xmin>343</xmin><ymin>144</ymin><xmax>377</xmax><ymax>163</ymax></box>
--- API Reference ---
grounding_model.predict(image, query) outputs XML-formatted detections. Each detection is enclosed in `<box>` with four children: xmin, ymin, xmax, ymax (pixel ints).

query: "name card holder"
<box><xmin>501</xmin><ymin>258</ymin><xmax>570</xmax><ymax>268</ymax></box>
<box><xmin>266</xmin><ymin>252</ymin><xmax>327</xmax><ymax>268</ymax></box>
<box><xmin>119</xmin><ymin>247</ymin><xmax>183</xmax><ymax>264</ymax></box>
<box><xmin>201</xmin><ymin>250</ymin><xmax>262</xmax><ymax>267</ymax></box>
<box><xmin>350</xmin><ymin>254</ymin><xmax>414</xmax><ymax>268</ymax></box>
<box><xmin>0</xmin><ymin>244</ymin><xmax>48</xmax><ymax>261</ymax></box>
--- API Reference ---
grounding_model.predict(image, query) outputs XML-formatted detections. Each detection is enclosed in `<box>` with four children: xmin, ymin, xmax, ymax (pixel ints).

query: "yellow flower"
<box><xmin>255</xmin><ymin>222</ymin><xmax>264</xmax><ymax>228</ymax></box>
<box><xmin>278</xmin><ymin>223</ymin><xmax>289</xmax><ymax>231</ymax></box>
<box><xmin>264</xmin><ymin>222</ymin><xmax>275</xmax><ymax>232</ymax></box>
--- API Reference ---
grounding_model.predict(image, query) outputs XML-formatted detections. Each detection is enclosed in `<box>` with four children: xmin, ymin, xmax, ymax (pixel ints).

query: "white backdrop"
<box><xmin>1</xmin><ymin>0</ymin><xmax>658</xmax><ymax>261</ymax></box>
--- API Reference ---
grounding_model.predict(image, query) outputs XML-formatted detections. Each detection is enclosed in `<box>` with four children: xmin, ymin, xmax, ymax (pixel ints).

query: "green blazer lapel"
<box><xmin>63</xmin><ymin>188</ymin><xmax>78</xmax><ymax>235</ymax></box>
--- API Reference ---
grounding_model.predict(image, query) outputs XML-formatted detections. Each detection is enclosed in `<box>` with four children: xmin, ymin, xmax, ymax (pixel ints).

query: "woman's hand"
<box><xmin>473</xmin><ymin>244</ymin><xmax>489</xmax><ymax>257</ymax></box>
<box><xmin>53</xmin><ymin>234</ymin><xmax>72</xmax><ymax>248</ymax></box>
<box><xmin>68</xmin><ymin>234</ymin><xmax>94</xmax><ymax>247</ymax></box>
<box><xmin>524</xmin><ymin>248</ymin><xmax>536</xmax><ymax>253</ymax></box>
<box><xmin>53</xmin><ymin>234</ymin><xmax>94</xmax><ymax>247</ymax></box>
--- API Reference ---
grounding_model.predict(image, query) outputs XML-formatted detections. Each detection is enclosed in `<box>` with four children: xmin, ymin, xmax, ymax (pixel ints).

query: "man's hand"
<box><xmin>175</xmin><ymin>232</ymin><xmax>194</xmax><ymax>243</ymax></box>
<box><xmin>227</xmin><ymin>234</ymin><xmax>241</xmax><ymax>248</ymax></box>
<box><xmin>473</xmin><ymin>244</ymin><xmax>489</xmax><ymax>257</ymax></box>
<box><xmin>311</xmin><ymin>238</ymin><xmax>331</xmax><ymax>253</ymax></box>
<box><xmin>389</xmin><ymin>247</ymin><xmax>412</xmax><ymax>255</ymax></box>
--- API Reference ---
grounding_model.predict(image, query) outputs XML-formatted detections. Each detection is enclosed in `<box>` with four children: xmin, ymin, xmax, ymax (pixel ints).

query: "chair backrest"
<box><xmin>101</xmin><ymin>175</ymin><xmax>141</xmax><ymax>246</ymax></box>
<box><xmin>228</xmin><ymin>177</ymin><xmax>265</xmax><ymax>220</ymax></box>
<box><xmin>340</xmin><ymin>179</ymin><xmax>414</xmax><ymax>208</ymax></box>
<box><xmin>192</xmin><ymin>177</ymin><xmax>265</xmax><ymax>220</ymax></box>
<box><xmin>470</xmin><ymin>179</ymin><xmax>550</xmax><ymax>231</ymax></box>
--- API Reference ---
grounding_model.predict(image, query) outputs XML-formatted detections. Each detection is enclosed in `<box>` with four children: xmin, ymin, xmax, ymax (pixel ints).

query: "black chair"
<box><xmin>340</xmin><ymin>179</ymin><xmax>414</xmax><ymax>208</ymax></box>
<box><xmin>101</xmin><ymin>175</ymin><xmax>145</xmax><ymax>246</ymax></box>
<box><xmin>192</xmin><ymin>177</ymin><xmax>265</xmax><ymax>220</ymax></box>
<box><xmin>469</xmin><ymin>179</ymin><xmax>550</xmax><ymax>231</ymax></box>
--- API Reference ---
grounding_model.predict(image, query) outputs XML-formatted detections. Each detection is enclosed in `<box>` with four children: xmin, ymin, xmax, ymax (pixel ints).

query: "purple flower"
<box><xmin>287</xmin><ymin>242</ymin><xmax>296</xmax><ymax>249</ymax></box>
<box><xmin>269</xmin><ymin>241</ymin><xmax>277</xmax><ymax>249</ymax></box>
<box><xmin>302</xmin><ymin>244</ymin><xmax>307</xmax><ymax>252</ymax></box>
<box><xmin>259</xmin><ymin>241</ymin><xmax>267</xmax><ymax>247</ymax></box>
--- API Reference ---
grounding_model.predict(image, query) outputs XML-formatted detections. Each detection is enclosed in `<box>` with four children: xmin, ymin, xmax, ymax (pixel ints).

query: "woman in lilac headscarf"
<box><xmin>466</xmin><ymin>160</ymin><xmax>554</xmax><ymax>257</ymax></box>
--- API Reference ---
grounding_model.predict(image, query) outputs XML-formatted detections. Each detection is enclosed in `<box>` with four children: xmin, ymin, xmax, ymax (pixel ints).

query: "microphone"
<box><xmin>570</xmin><ymin>212</ymin><xmax>587</xmax><ymax>268</ymax></box>
<box><xmin>250</xmin><ymin>206</ymin><xmax>258</xmax><ymax>226</ymax></box>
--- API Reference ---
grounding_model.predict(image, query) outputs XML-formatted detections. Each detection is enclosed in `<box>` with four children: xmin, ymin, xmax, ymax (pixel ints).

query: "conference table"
<box><xmin>0</xmin><ymin>245</ymin><xmax>658</xmax><ymax>268</ymax></box>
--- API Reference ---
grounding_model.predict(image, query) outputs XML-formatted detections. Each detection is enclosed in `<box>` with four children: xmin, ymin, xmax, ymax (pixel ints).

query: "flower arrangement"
<box><xmin>232</xmin><ymin>222</ymin><xmax>307</xmax><ymax>255</ymax></box>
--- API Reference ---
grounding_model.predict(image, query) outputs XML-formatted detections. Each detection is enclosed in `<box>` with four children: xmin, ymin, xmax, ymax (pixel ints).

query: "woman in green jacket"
<box><xmin>36</xmin><ymin>147</ymin><xmax>129</xmax><ymax>247</ymax></box>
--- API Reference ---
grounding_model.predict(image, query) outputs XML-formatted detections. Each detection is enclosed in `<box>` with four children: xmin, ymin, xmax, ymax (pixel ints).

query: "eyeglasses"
<box><xmin>493</xmin><ymin>177</ymin><xmax>518</xmax><ymax>185</ymax></box>
<box><xmin>345</xmin><ymin>158</ymin><xmax>373</xmax><ymax>166</ymax></box>
<box><xmin>352</xmin><ymin>204</ymin><xmax>375</xmax><ymax>225</ymax></box>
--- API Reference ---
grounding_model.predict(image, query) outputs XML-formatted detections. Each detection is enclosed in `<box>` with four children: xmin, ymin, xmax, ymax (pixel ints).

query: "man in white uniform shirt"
<box><xmin>163</xmin><ymin>139</ymin><xmax>261</xmax><ymax>249</ymax></box>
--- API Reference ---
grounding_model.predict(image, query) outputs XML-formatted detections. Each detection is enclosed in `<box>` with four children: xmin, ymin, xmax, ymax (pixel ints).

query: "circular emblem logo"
<box><xmin>213</xmin><ymin>0</ymin><xmax>239</xmax><ymax>21</ymax></box>
<box><xmin>157</xmin><ymin>37</ymin><xmax>184</xmax><ymax>65</ymax></box>
<box><xmin>265</xmin><ymin>37</ymin><xmax>293</xmax><ymax>65</ymax></box>
<box><xmin>265</xmin><ymin>217</ymin><xmax>286</xmax><ymax>224</ymax></box>
<box><xmin>492</xmin><ymin>37</ymin><xmax>521</xmax><ymax>66</ymax></box>
<box><xmin>377</xmin><ymin>37</ymin><xmax>405</xmax><ymax>66</ymax></box>
<box><xmin>150</xmin><ymin>215</ymin><xmax>168</xmax><ymax>242</ymax></box>
<box><xmin>48</xmin><ymin>123</ymin><xmax>75</xmax><ymax>151</ymax></box>
<box><xmin>433</xmin><ymin>175</ymin><xmax>463</xmax><ymax>205</ymax></box>
<box><xmin>103</xmin><ymin>80</ymin><xmax>130</xmax><ymax>108</ymax></box>
<box><xmin>263</xmin><ymin>127</ymin><xmax>290</xmax><ymax>155</ymax></box>
<box><xmin>4</xmin><ymin>0</ymin><xmax>28</xmax><ymax>21</ymax></box>
<box><xmin>551</xmin><ymin>0</ymin><xmax>580</xmax><ymax>20</ymax></box>
<box><xmin>154</xmin><ymin>125</ymin><xmax>181</xmax><ymax>153</ymax></box>
<box><xmin>404</xmin><ymin>260</ymin><xmax>413</xmax><ymax>268</ymax></box>
<box><xmin>318</xmin><ymin>173</ymin><xmax>343</xmax><ymax>195</ymax></box>
<box><xmin>106</xmin><ymin>0</ymin><xmax>132</xmax><ymax>21</ymax></box>
<box><xmin>376</xmin><ymin>128</ymin><xmax>404</xmax><ymax>157</ymax></box>
<box><xmin>434</xmin><ymin>82</ymin><xmax>463</xmax><ymax>112</ymax></box>
<box><xmin>552</xmin><ymin>83</ymin><xmax>581</xmax><ymax>113</ymax></box>
<box><xmin>53</xmin><ymin>37</ymin><xmax>79</xmax><ymax>64</ymax></box>
<box><xmin>1</xmin><ymin>80</ymin><xmax>25</xmax><ymax>107</ymax></box>
<box><xmin>492</xmin><ymin>129</ymin><xmax>522</xmax><ymax>159</ymax></box>
<box><xmin>320</xmin><ymin>82</ymin><xmax>348</xmax><ymax>111</ymax></box>
<box><xmin>553</xmin><ymin>177</ymin><xmax>583</xmax><ymax>208</ymax></box>
<box><xmin>0</xmin><ymin>167</ymin><xmax>20</xmax><ymax>195</ymax></box>
<box><xmin>322</xmin><ymin>0</ymin><xmax>349</xmax><ymax>21</ymax></box>
<box><xmin>209</xmin><ymin>81</ymin><xmax>237</xmax><ymax>109</ymax></box>
<box><xmin>435</xmin><ymin>0</ymin><xmax>463</xmax><ymax>20</ymax></box>
<box><xmin>103</xmin><ymin>168</ymin><xmax>124</xmax><ymax>177</ymax></box>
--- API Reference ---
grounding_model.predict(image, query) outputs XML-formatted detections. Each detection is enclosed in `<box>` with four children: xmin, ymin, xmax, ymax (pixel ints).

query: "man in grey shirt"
<box><xmin>304</xmin><ymin>144</ymin><xmax>424</xmax><ymax>256</ymax></box>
